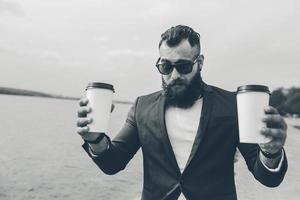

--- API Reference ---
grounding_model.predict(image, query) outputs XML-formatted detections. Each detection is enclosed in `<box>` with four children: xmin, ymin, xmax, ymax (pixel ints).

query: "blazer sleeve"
<box><xmin>238</xmin><ymin>143</ymin><xmax>288</xmax><ymax>187</ymax></box>
<box><xmin>82</xmin><ymin>98</ymin><xmax>141</xmax><ymax>175</ymax></box>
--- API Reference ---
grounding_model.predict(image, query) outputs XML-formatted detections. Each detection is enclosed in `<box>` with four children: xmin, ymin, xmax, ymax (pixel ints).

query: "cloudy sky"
<box><xmin>0</xmin><ymin>0</ymin><xmax>299</xmax><ymax>101</ymax></box>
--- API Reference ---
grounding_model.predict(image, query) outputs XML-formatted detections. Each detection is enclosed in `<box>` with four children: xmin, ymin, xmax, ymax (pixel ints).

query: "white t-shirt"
<box><xmin>165</xmin><ymin>98</ymin><xmax>203</xmax><ymax>200</ymax></box>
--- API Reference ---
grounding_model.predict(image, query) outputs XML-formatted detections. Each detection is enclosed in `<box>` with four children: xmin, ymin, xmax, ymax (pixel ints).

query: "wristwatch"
<box><xmin>84</xmin><ymin>133</ymin><xmax>105</xmax><ymax>144</ymax></box>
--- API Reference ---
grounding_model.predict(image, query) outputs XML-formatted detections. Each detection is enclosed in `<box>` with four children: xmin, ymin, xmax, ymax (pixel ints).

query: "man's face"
<box><xmin>159</xmin><ymin>40</ymin><xmax>201</xmax><ymax>91</ymax></box>
<box><xmin>159</xmin><ymin>39</ymin><xmax>204</xmax><ymax>108</ymax></box>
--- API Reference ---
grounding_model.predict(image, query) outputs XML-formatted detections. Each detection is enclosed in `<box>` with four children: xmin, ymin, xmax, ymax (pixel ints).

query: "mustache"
<box><xmin>168</xmin><ymin>79</ymin><xmax>187</xmax><ymax>86</ymax></box>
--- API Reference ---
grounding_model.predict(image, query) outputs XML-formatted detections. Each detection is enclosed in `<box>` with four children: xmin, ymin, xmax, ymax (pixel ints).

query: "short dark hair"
<box><xmin>159</xmin><ymin>25</ymin><xmax>201</xmax><ymax>53</ymax></box>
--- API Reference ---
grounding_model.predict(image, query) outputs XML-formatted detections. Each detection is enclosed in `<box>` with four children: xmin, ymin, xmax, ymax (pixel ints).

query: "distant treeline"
<box><xmin>0</xmin><ymin>86</ymin><xmax>78</xmax><ymax>100</ymax></box>
<box><xmin>270</xmin><ymin>87</ymin><xmax>300</xmax><ymax>116</ymax></box>
<box><xmin>0</xmin><ymin>87</ymin><xmax>132</xmax><ymax>105</ymax></box>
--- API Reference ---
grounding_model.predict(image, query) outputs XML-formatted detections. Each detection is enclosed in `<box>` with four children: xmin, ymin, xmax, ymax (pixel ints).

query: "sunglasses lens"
<box><xmin>158</xmin><ymin>63</ymin><xmax>173</xmax><ymax>75</ymax></box>
<box><xmin>176</xmin><ymin>62</ymin><xmax>193</xmax><ymax>74</ymax></box>
<box><xmin>156</xmin><ymin>60</ymin><xmax>195</xmax><ymax>75</ymax></box>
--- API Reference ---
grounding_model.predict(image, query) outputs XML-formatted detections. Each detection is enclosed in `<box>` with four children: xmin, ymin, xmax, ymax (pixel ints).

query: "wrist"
<box><xmin>84</xmin><ymin>133</ymin><xmax>105</xmax><ymax>144</ymax></box>
<box><xmin>89</xmin><ymin>135</ymin><xmax>110</xmax><ymax>155</ymax></box>
<box><xmin>260</xmin><ymin>148</ymin><xmax>282</xmax><ymax>159</ymax></box>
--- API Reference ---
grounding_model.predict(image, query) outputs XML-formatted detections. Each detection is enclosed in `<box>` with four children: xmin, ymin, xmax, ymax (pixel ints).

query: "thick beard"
<box><xmin>162</xmin><ymin>72</ymin><xmax>204</xmax><ymax>109</ymax></box>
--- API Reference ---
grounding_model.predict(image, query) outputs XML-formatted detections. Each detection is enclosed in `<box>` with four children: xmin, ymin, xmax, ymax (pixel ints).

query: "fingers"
<box><xmin>79</xmin><ymin>97</ymin><xmax>89</xmax><ymax>106</ymax></box>
<box><xmin>77</xmin><ymin>106</ymin><xmax>92</xmax><ymax>117</ymax></box>
<box><xmin>260</xmin><ymin>127</ymin><xmax>286</xmax><ymax>140</ymax></box>
<box><xmin>263</xmin><ymin>106</ymin><xmax>286</xmax><ymax>129</ymax></box>
<box><xmin>259</xmin><ymin>126</ymin><xmax>285</xmax><ymax>154</ymax></box>
<box><xmin>77</xmin><ymin>126</ymin><xmax>90</xmax><ymax>136</ymax></box>
<box><xmin>262</xmin><ymin>114</ymin><xmax>287</xmax><ymax>129</ymax></box>
<box><xmin>77</xmin><ymin>118</ymin><xmax>92</xmax><ymax>127</ymax></box>
<box><xmin>77</xmin><ymin>97</ymin><xmax>97</xmax><ymax>140</ymax></box>
<box><xmin>78</xmin><ymin>97</ymin><xmax>91</xmax><ymax>117</ymax></box>
<box><xmin>264</xmin><ymin>106</ymin><xmax>279</xmax><ymax>115</ymax></box>
<box><xmin>259</xmin><ymin>122</ymin><xmax>287</xmax><ymax>154</ymax></box>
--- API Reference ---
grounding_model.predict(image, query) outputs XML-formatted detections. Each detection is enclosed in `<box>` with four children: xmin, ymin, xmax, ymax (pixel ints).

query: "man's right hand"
<box><xmin>76</xmin><ymin>97</ymin><xmax>101</xmax><ymax>141</ymax></box>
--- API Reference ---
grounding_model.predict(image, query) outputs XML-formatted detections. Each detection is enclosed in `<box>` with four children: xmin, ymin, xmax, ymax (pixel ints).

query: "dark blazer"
<box><xmin>82</xmin><ymin>83</ymin><xmax>288</xmax><ymax>200</ymax></box>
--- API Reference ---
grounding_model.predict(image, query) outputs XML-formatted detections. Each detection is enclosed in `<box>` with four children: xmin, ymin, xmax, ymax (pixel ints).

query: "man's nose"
<box><xmin>170</xmin><ymin>68</ymin><xmax>181</xmax><ymax>80</ymax></box>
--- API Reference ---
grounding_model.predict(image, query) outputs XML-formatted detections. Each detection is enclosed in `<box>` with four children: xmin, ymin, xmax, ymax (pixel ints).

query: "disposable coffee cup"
<box><xmin>86</xmin><ymin>82</ymin><xmax>115</xmax><ymax>133</ymax></box>
<box><xmin>237</xmin><ymin>85</ymin><xmax>271</xmax><ymax>144</ymax></box>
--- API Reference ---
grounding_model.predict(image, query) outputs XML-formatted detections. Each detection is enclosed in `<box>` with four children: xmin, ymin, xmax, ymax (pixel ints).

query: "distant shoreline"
<box><xmin>0</xmin><ymin>87</ymin><xmax>132</xmax><ymax>104</ymax></box>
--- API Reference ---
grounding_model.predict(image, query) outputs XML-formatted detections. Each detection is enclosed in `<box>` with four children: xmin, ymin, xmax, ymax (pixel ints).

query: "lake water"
<box><xmin>0</xmin><ymin>95</ymin><xmax>299</xmax><ymax>200</ymax></box>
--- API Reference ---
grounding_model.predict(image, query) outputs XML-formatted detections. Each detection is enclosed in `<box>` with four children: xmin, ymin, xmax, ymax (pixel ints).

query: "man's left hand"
<box><xmin>259</xmin><ymin>106</ymin><xmax>287</xmax><ymax>154</ymax></box>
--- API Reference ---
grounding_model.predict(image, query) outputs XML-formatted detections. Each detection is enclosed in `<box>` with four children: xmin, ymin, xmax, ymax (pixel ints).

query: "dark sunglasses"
<box><xmin>155</xmin><ymin>55</ymin><xmax>200</xmax><ymax>75</ymax></box>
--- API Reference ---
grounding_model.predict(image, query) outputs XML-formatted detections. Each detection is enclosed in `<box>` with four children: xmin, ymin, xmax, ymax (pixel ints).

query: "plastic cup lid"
<box><xmin>86</xmin><ymin>82</ymin><xmax>115</xmax><ymax>92</ymax></box>
<box><xmin>237</xmin><ymin>85</ymin><xmax>270</xmax><ymax>94</ymax></box>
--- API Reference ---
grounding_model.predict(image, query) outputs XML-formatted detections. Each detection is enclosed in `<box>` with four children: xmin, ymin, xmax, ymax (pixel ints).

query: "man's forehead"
<box><xmin>159</xmin><ymin>40</ymin><xmax>198</xmax><ymax>61</ymax></box>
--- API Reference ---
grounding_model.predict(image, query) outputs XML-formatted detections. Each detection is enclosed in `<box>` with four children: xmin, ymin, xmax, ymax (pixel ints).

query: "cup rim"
<box><xmin>237</xmin><ymin>85</ymin><xmax>270</xmax><ymax>94</ymax></box>
<box><xmin>86</xmin><ymin>82</ymin><xmax>115</xmax><ymax>92</ymax></box>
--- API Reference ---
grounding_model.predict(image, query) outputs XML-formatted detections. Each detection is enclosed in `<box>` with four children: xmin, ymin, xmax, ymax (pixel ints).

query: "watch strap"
<box><xmin>84</xmin><ymin>133</ymin><xmax>105</xmax><ymax>144</ymax></box>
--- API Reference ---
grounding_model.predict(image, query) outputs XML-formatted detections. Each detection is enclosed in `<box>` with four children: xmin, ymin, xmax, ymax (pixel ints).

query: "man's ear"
<box><xmin>198</xmin><ymin>54</ymin><xmax>204</xmax><ymax>65</ymax></box>
<box><xmin>198</xmin><ymin>54</ymin><xmax>204</xmax><ymax>70</ymax></box>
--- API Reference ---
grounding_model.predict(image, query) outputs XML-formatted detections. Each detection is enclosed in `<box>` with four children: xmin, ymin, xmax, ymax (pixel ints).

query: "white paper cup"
<box><xmin>237</xmin><ymin>85</ymin><xmax>271</xmax><ymax>144</ymax></box>
<box><xmin>86</xmin><ymin>82</ymin><xmax>114</xmax><ymax>133</ymax></box>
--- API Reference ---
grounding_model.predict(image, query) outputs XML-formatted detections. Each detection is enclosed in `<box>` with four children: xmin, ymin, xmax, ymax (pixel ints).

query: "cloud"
<box><xmin>132</xmin><ymin>35</ymin><xmax>141</xmax><ymax>42</ymax></box>
<box><xmin>41</xmin><ymin>50</ymin><xmax>62</xmax><ymax>62</ymax></box>
<box><xmin>0</xmin><ymin>0</ymin><xmax>24</xmax><ymax>16</ymax></box>
<box><xmin>106</xmin><ymin>49</ymin><xmax>151</xmax><ymax>57</ymax></box>
<box><xmin>93</xmin><ymin>36</ymin><xmax>109</xmax><ymax>44</ymax></box>
<box><xmin>141</xmin><ymin>1</ymin><xmax>175</xmax><ymax>20</ymax></box>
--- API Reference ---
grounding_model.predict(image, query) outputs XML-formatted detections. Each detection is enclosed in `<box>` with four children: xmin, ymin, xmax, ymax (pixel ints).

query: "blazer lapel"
<box><xmin>158</xmin><ymin>94</ymin><xmax>181</xmax><ymax>175</ymax></box>
<box><xmin>184</xmin><ymin>84</ymin><xmax>214</xmax><ymax>171</ymax></box>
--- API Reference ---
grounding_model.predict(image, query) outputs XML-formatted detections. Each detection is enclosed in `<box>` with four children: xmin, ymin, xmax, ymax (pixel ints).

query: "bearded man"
<box><xmin>76</xmin><ymin>25</ymin><xmax>288</xmax><ymax>200</ymax></box>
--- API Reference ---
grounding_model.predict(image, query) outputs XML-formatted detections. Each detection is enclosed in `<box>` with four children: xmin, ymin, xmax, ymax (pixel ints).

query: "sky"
<box><xmin>0</xmin><ymin>0</ymin><xmax>299</xmax><ymax>101</ymax></box>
